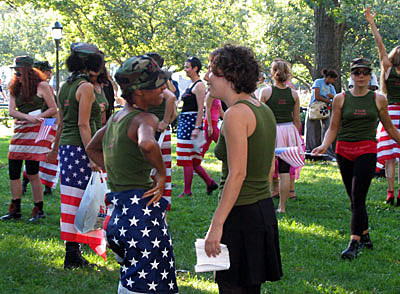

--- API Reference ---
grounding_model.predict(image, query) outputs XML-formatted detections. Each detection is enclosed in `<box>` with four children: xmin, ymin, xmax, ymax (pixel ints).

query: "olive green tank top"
<box><xmin>59</xmin><ymin>78</ymin><xmax>101</xmax><ymax>146</ymax></box>
<box><xmin>94</xmin><ymin>88</ymin><xmax>108</xmax><ymax>129</ymax></box>
<box><xmin>214</xmin><ymin>100</ymin><xmax>276</xmax><ymax>206</ymax></box>
<box><xmin>386</xmin><ymin>67</ymin><xmax>400</xmax><ymax>105</ymax></box>
<box><xmin>337</xmin><ymin>91</ymin><xmax>378</xmax><ymax>142</ymax></box>
<box><xmin>265</xmin><ymin>86</ymin><xmax>295</xmax><ymax>123</ymax></box>
<box><xmin>15</xmin><ymin>94</ymin><xmax>44</xmax><ymax>114</ymax></box>
<box><xmin>103</xmin><ymin>110</ymin><xmax>153</xmax><ymax>192</ymax></box>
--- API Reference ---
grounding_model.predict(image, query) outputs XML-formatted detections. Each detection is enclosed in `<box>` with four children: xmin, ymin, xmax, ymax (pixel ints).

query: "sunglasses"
<box><xmin>352</xmin><ymin>70</ymin><xmax>371</xmax><ymax>76</ymax></box>
<box><xmin>14</xmin><ymin>71</ymin><xmax>22</xmax><ymax>77</ymax></box>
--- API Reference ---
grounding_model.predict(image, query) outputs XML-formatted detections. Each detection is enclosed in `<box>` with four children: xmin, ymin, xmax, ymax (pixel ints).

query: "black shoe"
<box><xmin>28</xmin><ymin>206</ymin><xmax>46</xmax><ymax>222</ymax></box>
<box><xmin>397</xmin><ymin>198</ymin><xmax>400</xmax><ymax>207</ymax></box>
<box><xmin>22</xmin><ymin>178</ymin><xmax>29</xmax><ymax>195</ymax></box>
<box><xmin>0</xmin><ymin>203</ymin><xmax>22</xmax><ymax>220</ymax></box>
<box><xmin>64</xmin><ymin>243</ymin><xmax>94</xmax><ymax>269</ymax></box>
<box><xmin>207</xmin><ymin>182</ymin><xmax>218</xmax><ymax>195</ymax></box>
<box><xmin>43</xmin><ymin>185</ymin><xmax>52</xmax><ymax>195</ymax></box>
<box><xmin>359</xmin><ymin>233</ymin><xmax>373</xmax><ymax>250</ymax></box>
<box><xmin>341</xmin><ymin>239</ymin><xmax>359</xmax><ymax>260</ymax></box>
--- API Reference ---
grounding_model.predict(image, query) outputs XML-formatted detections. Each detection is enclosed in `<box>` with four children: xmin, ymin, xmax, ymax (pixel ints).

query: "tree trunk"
<box><xmin>314</xmin><ymin>1</ymin><xmax>346</xmax><ymax>92</ymax></box>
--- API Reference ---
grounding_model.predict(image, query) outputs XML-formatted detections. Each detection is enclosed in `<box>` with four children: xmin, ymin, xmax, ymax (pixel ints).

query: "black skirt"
<box><xmin>215</xmin><ymin>197</ymin><xmax>282</xmax><ymax>286</ymax></box>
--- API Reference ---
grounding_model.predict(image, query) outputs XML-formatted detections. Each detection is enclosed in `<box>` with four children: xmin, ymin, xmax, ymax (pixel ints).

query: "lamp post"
<box><xmin>51</xmin><ymin>21</ymin><xmax>63</xmax><ymax>93</ymax></box>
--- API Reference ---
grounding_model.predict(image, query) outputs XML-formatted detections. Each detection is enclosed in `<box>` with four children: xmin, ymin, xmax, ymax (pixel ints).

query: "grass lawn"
<box><xmin>0</xmin><ymin>126</ymin><xmax>400</xmax><ymax>293</ymax></box>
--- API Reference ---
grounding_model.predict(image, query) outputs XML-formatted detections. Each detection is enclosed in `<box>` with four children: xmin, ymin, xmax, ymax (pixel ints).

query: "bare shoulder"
<box><xmin>290</xmin><ymin>88</ymin><xmax>299</xmax><ymax>98</ymax></box>
<box><xmin>375</xmin><ymin>92</ymin><xmax>388</xmax><ymax>110</ymax></box>
<box><xmin>193</xmin><ymin>80</ymin><xmax>206</xmax><ymax>94</ymax></box>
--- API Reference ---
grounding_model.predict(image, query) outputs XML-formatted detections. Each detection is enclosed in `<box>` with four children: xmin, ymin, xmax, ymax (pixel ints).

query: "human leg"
<box><xmin>277</xmin><ymin>158</ymin><xmax>290</xmax><ymax>213</ymax></box>
<box><xmin>337</xmin><ymin>153</ymin><xmax>376</xmax><ymax>259</ymax></box>
<box><xmin>180</xmin><ymin>166</ymin><xmax>194</xmax><ymax>196</ymax></box>
<box><xmin>193</xmin><ymin>163</ymin><xmax>217</xmax><ymax>193</ymax></box>
<box><xmin>1</xmin><ymin>159</ymin><xmax>23</xmax><ymax>220</ymax></box>
<box><xmin>385</xmin><ymin>159</ymin><xmax>396</xmax><ymax>204</ymax></box>
<box><xmin>305</xmin><ymin>112</ymin><xmax>321</xmax><ymax>152</ymax></box>
<box><xmin>25</xmin><ymin>160</ymin><xmax>45</xmax><ymax>222</ymax></box>
<box><xmin>321</xmin><ymin>116</ymin><xmax>336</xmax><ymax>160</ymax></box>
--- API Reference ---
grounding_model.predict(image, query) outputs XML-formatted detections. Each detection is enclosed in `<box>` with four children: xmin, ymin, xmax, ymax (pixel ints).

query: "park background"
<box><xmin>1</xmin><ymin>0</ymin><xmax>400</xmax><ymax>293</ymax></box>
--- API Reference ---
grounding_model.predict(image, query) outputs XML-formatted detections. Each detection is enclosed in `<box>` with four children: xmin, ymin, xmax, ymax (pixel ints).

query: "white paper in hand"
<box><xmin>194</xmin><ymin>239</ymin><xmax>230</xmax><ymax>272</ymax></box>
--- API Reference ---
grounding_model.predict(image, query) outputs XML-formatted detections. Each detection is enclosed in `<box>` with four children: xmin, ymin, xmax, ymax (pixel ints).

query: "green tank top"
<box><xmin>337</xmin><ymin>91</ymin><xmax>378</xmax><ymax>142</ymax></box>
<box><xmin>59</xmin><ymin>78</ymin><xmax>101</xmax><ymax>146</ymax></box>
<box><xmin>265</xmin><ymin>86</ymin><xmax>295</xmax><ymax>123</ymax></box>
<box><xmin>103</xmin><ymin>110</ymin><xmax>153</xmax><ymax>192</ymax></box>
<box><xmin>214</xmin><ymin>100</ymin><xmax>276</xmax><ymax>206</ymax></box>
<box><xmin>94</xmin><ymin>88</ymin><xmax>108</xmax><ymax>129</ymax></box>
<box><xmin>15</xmin><ymin>94</ymin><xmax>44</xmax><ymax>114</ymax></box>
<box><xmin>147</xmin><ymin>99</ymin><xmax>166</xmax><ymax>121</ymax></box>
<box><xmin>386</xmin><ymin>67</ymin><xmax>400</xmax><ymax>104</ymax></box>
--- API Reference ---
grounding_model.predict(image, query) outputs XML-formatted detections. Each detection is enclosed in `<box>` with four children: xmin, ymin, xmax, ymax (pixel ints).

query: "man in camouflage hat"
<box><xmin>85</xmin><ymin>55</ymin><xmax>178</xmax><ymax>293</ymax></box>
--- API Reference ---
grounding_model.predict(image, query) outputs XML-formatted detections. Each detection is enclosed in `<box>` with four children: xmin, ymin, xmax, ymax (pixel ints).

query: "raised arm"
<box><xmin>365</xmin><ymin>6</ymin><xmax>392</xmax><ymax>70</ymax></box>
<box><xmin>376</xmin><ymin>93</ymin><xmax>400</xmax><ymax>144</ymax></box>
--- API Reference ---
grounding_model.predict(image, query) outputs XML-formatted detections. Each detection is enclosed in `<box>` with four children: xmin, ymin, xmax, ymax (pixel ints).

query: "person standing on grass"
<box><xmin>366</xmin><ymin>7</ymin><xmax>400</xmax><ymax>206</ymax></box>
<box><xmin>259</xmin><ymin>58</ymin><xmax>303</xmax><ymax>213</ymax></box>
<box><xmin>147</xmin><ymin>53</ymin><xmax>177</xmax><ymax>213</ymax></box>
<box><xmin>305</xmin><ymin>69</ymin><xmax>338</xmax><ymax>160</ymax></box>
<box><xmin>204</xmin><ymin>45</ymin><xmax>282</xmax><ymax>293</ymax></box>
<box><xmin>312</xmin><ymin>58</ymin><xmax>400</xmax><ymax>260</ymax></box>
<box><xmin>176</xmin><ymin>56</ymin><xmax>218</xmax><ymax>197</ymax></box>
<box><xmin>1</xmin><ymin>56</ymin><xmax>57</xmax><ymax>222</ymax></box>
<box><xmin>22</xmin><ymin>61</ymin><xmax>59</xmax><ymax>196</ymax></box>
<box><xmin>49</xmin><ymin>43</ymin><xmax>105</xmax><ymax>269</ymax></box>
<box><xmin>86</xmin><ymin>55</ymin><xmax>178</xmax><ymax>294</ymax></box>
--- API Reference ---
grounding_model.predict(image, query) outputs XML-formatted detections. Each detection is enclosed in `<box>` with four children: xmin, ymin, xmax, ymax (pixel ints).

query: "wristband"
<box><xmin>194</xmin><ymin>126</ymin><xmax>201</xmax><ymax>129</ymax></box>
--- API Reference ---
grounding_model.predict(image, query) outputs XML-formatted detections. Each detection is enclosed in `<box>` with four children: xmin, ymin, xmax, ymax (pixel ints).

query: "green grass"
<box><xmin>1</xmin><ymin>130</ymin><xmax>400</xmax><ymax>293</ymax></box>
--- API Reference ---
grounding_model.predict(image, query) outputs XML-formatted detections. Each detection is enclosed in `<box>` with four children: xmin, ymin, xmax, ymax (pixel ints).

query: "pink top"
<box><xmin>206</xmin><ymin>98</ymin><xmax>222</xmax><ymax>122</ymax></box>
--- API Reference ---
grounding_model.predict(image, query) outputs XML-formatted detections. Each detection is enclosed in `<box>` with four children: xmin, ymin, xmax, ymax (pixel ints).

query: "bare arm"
<box><xmin>312</xmin><ymin>93</ymin><xmax>344</xmax><ymax>154</ymax></box>
<box><xmin>314</xmin><ymin>88</ymin><xmax>331</xmax><ymax>104</ymax></box>
<box><xmin>259</xmin><ymin>86</ymin><xmax>272</xmax><ymax>104</ymax></box>
<box><xmin>205</xmin><ymin>104</ymin><xmax>255</xmax><ymax>257</ymax></box>
<box><xmin>8</xmin><ymin>95</ymin><xmax>40</xmax><ymax>122</ymax></box>
<box><xmin>205</xmin><ymin>93</ymin><xmax>214</xmax><ymax>136</ymax></box>
<box><xmin>157</xmin><ymin>88</ymin><xmax>176</xmax><ymax>132</ymax></box>
<box><xmin>37</xmin><ymin>81</ymin><xmax>57</xmax><ymax>118</ymax></box>
<box><xmin>365</xmin><ymin>6</ymin><xmax>392</xmax><ymax>70</ymax></box>
<box><xmin>76</xmin><ymin>82</ymin><xmax>95</xmax><ymax>148</ymax></box>
<box><xmin>46</xmin><ymin>95</ymin><xmax>63</xmax><ymax>163</ymax></box>
<box><xmin>292</xmin><ymin>89</ymin><xmax>301</xmax><ymax>131</ymax></box>
<box><xmin>191</xmin><ymin>82</ymin><xmax>206</xmax><ymax>139</ymax></box>
<box><xmin>376</xmin><ymin>93</ymin><xmax>400</xmax><ymax>144</ymax></box>
<box><xmin>132</xmin><ymin>113</ymin><xmax>166</xmax><ymax>206</ymax></box>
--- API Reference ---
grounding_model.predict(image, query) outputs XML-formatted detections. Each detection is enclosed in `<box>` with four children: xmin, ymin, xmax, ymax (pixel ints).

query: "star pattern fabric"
<box><xmin>105</xmin><ymin>189</ymin><xmax>178</xmax><ymax>294</ymax></box>
<box><xmin>176</xmin><ymin>112</ymin><xmax>202</xmax><ymax>167</ymax></box>
<box><xmin>59</xmin><ymin>145</ymin><xmax>106</xmax><ymax>259</ymax></box>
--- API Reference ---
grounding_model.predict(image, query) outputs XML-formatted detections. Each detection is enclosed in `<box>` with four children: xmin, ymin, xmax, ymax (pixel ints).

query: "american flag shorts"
<box><xmin>105</xmin><ymin>189</ymin><xmax>178</xmax><ymax>294</ymax></box>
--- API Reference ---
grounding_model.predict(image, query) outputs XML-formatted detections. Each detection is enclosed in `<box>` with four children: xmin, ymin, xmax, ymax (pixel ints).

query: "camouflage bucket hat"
<box><xmin>10</xmin><ymin>55</ymin><xmax>34</xmax><ymax>68</ymax></box>
<box><xmin>34</xmin><ymin>61</ymin><xmax>53</xmax><ymax>72</ymax></box>
<box><xmin>70</xmin><ymin>42</ymin><xmax>100</xmax><ymax>59</ymax></box>
<box><xmin>115</xmin><ymin>55</ymin><xmax>172</xmax><ymax>93</ymax></box>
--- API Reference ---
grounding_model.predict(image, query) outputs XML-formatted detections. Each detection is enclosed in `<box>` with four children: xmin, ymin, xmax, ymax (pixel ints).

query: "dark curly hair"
<box><xmin>210</xmin><ymin>44</ymin><xmax>259</xmax><ymax>94</ymax></box>
<box><xmin>66</xmin><ymin>52</ymin><xmax>103</xmax><ymax>73</ymax></box>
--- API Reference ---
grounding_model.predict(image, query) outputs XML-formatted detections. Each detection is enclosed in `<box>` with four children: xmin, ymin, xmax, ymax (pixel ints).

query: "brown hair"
<box><xmin>9</xmin><ymin>67</ymin><xmax>46</xmax><ymax>102</ymax></box>
<box><xmin>381</xmin><ymin>46</ymin><xmax>400</xmax><ymax>94</ymax></box>
<box><xmin>271</xmin><ymin>58</ymin><xmax>292</xmax><ymax>83</ymax></box>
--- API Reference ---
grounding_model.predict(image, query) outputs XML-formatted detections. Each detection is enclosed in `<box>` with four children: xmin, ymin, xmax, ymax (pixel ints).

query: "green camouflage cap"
<box><xmin>70</xmin><ymin>42</ymin><xmax>100</xmax><ymax>58</ymax></box>
<box><xmin>350</xmin><ymin>58</ymin><xmax>372</xmax><ymax>71</ymax></box>
<box><xmin>115</xmin><ymin>55</ymin><xmax>171</xmax><ymax>94</ymax></box>
<box><xmin>10</xmin><ymin>55</ymin><xmax>34</xmax><ymax>68</ymax></box>
<box><xmin>33</xmin><ymin>61</ymin><xmax>53</xmax><ymax>72</ymax></box>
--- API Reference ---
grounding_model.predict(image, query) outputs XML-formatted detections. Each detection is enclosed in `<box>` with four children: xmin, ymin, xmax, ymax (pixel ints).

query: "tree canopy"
<box><xmin>3</xmin><ymin>0</ymin><xmax>400</xmax><ymax>89</ymax></box>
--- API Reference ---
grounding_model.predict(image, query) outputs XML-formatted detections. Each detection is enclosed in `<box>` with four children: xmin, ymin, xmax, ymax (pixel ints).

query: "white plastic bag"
<box><xmin>74</xmin><ymin>171</ymin><xmax>108</xmax><ymax>234</ymax></box>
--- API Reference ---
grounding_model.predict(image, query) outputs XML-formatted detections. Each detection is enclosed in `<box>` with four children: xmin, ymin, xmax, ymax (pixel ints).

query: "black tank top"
<box><xmin>181</xmin><ymin>80</ymin><xmax>202</xmax><ymax>112</ymax></box>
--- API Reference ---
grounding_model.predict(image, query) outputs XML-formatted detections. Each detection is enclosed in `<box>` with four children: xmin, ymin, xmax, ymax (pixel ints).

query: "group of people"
<box><xmin>2</xmin><ymin>6</ymin><xmax>400</xmax><ymax>293</ymax></box>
